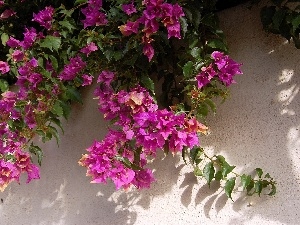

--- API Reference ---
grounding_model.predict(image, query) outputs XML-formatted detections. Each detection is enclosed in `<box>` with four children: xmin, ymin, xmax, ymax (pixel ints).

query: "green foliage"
<box><xmin>225</xmin><ymin>177</ymin><xmax>236</xmax><ymax>200</ymax></box>
<box><xmin>0</xmin><ymin>0</ymin><xmax>278</xmax><ymax>202</ymax></box>
<box><xmin>185</xmin><ymin>148</ymin><xmax>276</xmax><ymax>200</ymax></box>
<box><xmin>203</xmin><ymin>162</ymin><xmax>215</xmax><ymax>186</ymax></box>
<box><xmin>29</xmin><ymin>143</ymin><xmax>43</xmax><ymax>166</ymax></box>
<box><xmin>259</xmin><ymin>0</ymin><xmax>300</xmax><ymax>48</ymax></box>
<box><xmin>39</xmin><ymin>36</ymin><xmax>62</xmax><ymax>52</ymax></box>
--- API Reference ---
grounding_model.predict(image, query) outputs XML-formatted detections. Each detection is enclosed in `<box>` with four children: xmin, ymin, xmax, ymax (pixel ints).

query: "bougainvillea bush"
<box><xmin>0</xmin><ymin>0</ymin><xmax>277</xmax><ymax>200</ymax></box>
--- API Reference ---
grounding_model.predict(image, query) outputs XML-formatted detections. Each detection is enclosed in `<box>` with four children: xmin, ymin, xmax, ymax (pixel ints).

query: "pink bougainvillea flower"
<box><xmin>211</xmin><ymin>51</ymin><xmax>242</xmax><ymax>86</ymax></box>
<box><xmin>82</xmin><ymin>74</ymin><xmax>93</xmax><ymax>86</ymax></box>
<box><xmin>80</xmin><ymin>42</ymin><xmax>98</xmax><ymax>56</ymax></box>
<box><xmin>28</xmin><ymin>73</ymin><xmax>43</xmax><ymax>89</ymax></box>
<box><xmin>6</xmin><ymin>37</ymin><xmax>20</xmax><ymax>48</ymax></box>
<box><xmin>166</xmin><ymin>21</ymin><xmax>181</xmax><ymax>39</ymax></box>
<box><xmin>32</xmin><ymin>6</ymin><xmax>54</xmax><ymax>30</ymax></box>
<box><xmin>132</xmin><ymin>169</ymin><xmax>155</xmax><ymax>189</ymax></box>
<box><xmin>97</xmin><ymin>70</ymin><xmax>114</xmax><ymax>85</ymax></box>
<box><xmin>0</xmin><ymin>9</ymin><xmax>16</xmax><ymax>19</ymax></box>
<box><xmin>143</xmin><ymin>19</ymin><xmax>159</xmax><ymax>36</ymax></box>
<box><xmin>12</xmin><ymin>50</ymin><xmax>24</xmax><ymax>62</ymax></box>
<box><xmin>0</xmin><ymin>1</ymin><xmax>4</xmax><ymax>7</ymax></box>
<box><xmin>80</xmin><ymin>73</ymin><xmax>209</xmax><ymax>190</ymax></box>
<box><xmin>88</xmin><ymin>0</ymin><xmax>102</xmax><ymax>7</ymax></box>
<box><xmin>122</xmin><ymin>2</ymin><xmax>137</xmax><ymax>15</ymax></box>
<box><xmin>0</xmin><ymin>160</ymin><xmax>16</xmax><ymax>192</ymax></box>
<box><xmin>143</xmin><ymin>43</ymin><xmax>154</xmax><ymax>61</ymax></box>
<box><xmin>111</xmin><ymin>165</ymin><xmax>135</xmax><ymax>190</ymax></box>
<box><xmin>81</xmin><ymin>6</ymin><xmax>108</xmax><ymax>28</ymax></box>
<box><xmin>59</xmin><ymin>55</ymin><xmax>86</xmax><ymax>81</ymax></box>
<box><xmin>20</xmin><ymin>27</ymin><xmax>37</xmax><ymax>49</ymax></box>
<box><xmin>0</xmin><ymin>61</ymin><xmax>9</xmax><ymax>74</ymax></box>
<box><xmin>119</xmin><ymin>20</ymin><xmax>140</xmax><ymax>36</ymax></box>
<box><xmin>196</xmin><ymin>65</ymin><xmax>217</xmax><ymax>89</ymax></box>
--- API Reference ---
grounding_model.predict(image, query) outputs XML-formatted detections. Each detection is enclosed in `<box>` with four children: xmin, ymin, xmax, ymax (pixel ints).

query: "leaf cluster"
<box><xmin>185</xmin><ymin>147</ymin><xmax>276</xmax><ymax>200</ymax></box>
<box><xmin>260</xmin><ymin>0</ymin><xmax>300</xmax><ymax>48</ymax></box>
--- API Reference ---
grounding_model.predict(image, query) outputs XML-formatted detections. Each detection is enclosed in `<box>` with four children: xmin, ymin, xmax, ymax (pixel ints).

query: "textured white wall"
<box><xmin>1</xmin><ymin>3</ymin><xmax>300</xmax><ymax>225</ymax></box>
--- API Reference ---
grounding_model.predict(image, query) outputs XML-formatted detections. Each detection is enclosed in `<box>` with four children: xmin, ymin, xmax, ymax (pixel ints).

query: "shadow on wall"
<box><xmin>0</xmin><ymin>80</ymin><xmax>188</xmax><ymax>225</ymax></box>
<box><xmin>1</xmin><ymin>3</ymin><xmax>300</xmax><ymax>225</ymax></box>
<box><xmin>187</xmin><ymin>2</ymin><xmax>300</xmax><ymax>224</ymax></box>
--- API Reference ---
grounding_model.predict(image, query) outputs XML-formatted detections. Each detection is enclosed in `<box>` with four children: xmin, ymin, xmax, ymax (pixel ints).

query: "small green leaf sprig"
<box><xmin>184</xmin><ymin>147</ymin><xmax>276</xmax><ymax>200</ymax></box>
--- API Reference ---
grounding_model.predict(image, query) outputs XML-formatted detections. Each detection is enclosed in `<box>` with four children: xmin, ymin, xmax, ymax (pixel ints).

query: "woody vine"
<box><xmin>0</xmin><ymin>0</ymin><xmax>281</xmax><ymax>200</ymax></box>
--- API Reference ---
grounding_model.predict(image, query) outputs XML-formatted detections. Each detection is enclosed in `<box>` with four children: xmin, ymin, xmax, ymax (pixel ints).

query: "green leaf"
<box><xmin>204</xmin><ymin>99</ymin><xmax>216</xmax><ymax>113</ymax></box>
<box><xmin>215</xmin><ymin>171</ymin><xmax>222</xmax><ymax>181</ymax></box>
<box><xmin>66</xmin><ymin>86</ymin><xmax>82</xmax><ymax>103</ymax></box>
<box><xmin>0</xmin><ymin>79</ymin><xmax>9</xmax><ymax>92</ymax></box>
<box><xmin>183</xmin><ymin>61</ymin><xmax>194</xmax><ymax>78</ymax></box>
<box><xmin>292</xmin><ymin>15</ymin><xmax>300</xmax><ymax>31</ymax></box>
<box><xmin>182</xmin><ymin>147</ymin><xmax>188</xmax><ymax>165</ymax></box>
<box><xmin>190</xmin><ymin>47</ymin><xmax>201</xmax><ymax>58</ymax></box>
<box><xmin>60</xmin><ymin>101</ymin><xmax>71</xmax><ymax>119</ymax></box>
<box><xmin>272</xmin><ymin>9</ymin><xmax>285</xmax><ymax>30</ymax></box>
<box><xmin>40</xmin><ymin>36</ymin><xmax>61</xmax><ymax>52</ymax></box>
<box><xmin>268</xmin><ymin>183</ymin><xmax>276</xmax><ymax>196</ymax></box>
<box><xmin>51</xmin><ymin>101</ymin><xmax>64</xmax><ymax>117</ymax></box>
<box><xmin>29</xmin><ymin>143</ymin><xmax>43</xmax><ymax>166</ymax></box>
<box><xmin>49</xmin><ymin>55</ymin><xmax>58</xmax><ymax>70</ymax></box>
<box><xmin>115</xmin><ymin>156</ymin><xmax>142</xmax><ymax>170</ymax></box>
<box><xmin>201</xmin><ymin>13</ymin><xmax>218</xmax><ymax>29</ymax></box>
<box><xmin>141</xmin><ymin>75</ymin><xmax>155</xmax><ymax>94</ymax></box>
<box><xmin>225</xmin><ymin>177</ymin><xmax>236</xmax><ymax>201</ymax></box>
<box><xmin>59</xmin><ymin>20</ymin><xmax>76</xmax><ymax>32</ymax></box>
<box><xmin>180</xmin><ymin>17</ymin><xmax>188</xmax><ymax>38</ymax></box>
<box><xmin>74</xmin><ymin>0</ymin><xmax>87</xmax><ymax>5</ymax></box>
<box><xmin>203</xmin><ymin>162</ymin><xmax>215</xmax><ymax>186</ymax></box>
<box><xmin>1</xmin><ymin>33</ymin><xmax>8</xmax><ymax>46</ymax></box>
<box><xmin>49</xmin><ymin>117</ymin><xmax>64</xmax><ymax>134</ymax></box>
<box><xmin>189</xmin><ymin>39</ymin><xmax>198</xmax><ymax>49</ymax></box>
<box><xmin>48</xmin><ymin>125</ymin><xmax>60</xmax><ymax>145</ymax></box>
<box><xmin>255</xmin><ymin>168</ymin><xmax>263</xmax><ymax>178</ymax></box>
<box><xmin>40</xmin><ymin>68</ymin><xmax>56</xmax><ymax>82</ymax></box>
<box><xmin>194</xmin><ymin>167</ymin><xmax>202</xmax><ymax>176</ymax></box>
<box><xmin>264</xmin><ymin>173</ymin><xmax>271</xmax><ymax>178</ymax></box>
<box><xmin>255</xmin><ymin>180</ymin><xmax>263</xmax><ymax>196</ymax></box>
<box><xmin>38</xmin><ymin>57</ymin><xmax>44</xmax><ymax>67</ymax></box>
<box><xmin>216</xmin><ymin>155</ymin><xmax>235</xmax><ymax>178</ymax></box>
<box><xmin>241</xmin><ymin>174</ymin><xmax>252</xmax><ymax>190</ymax></box>
<box><xmin>207</xmin><ymin>39</ymin><xmax>228</xmax><ymax>52</ymax></box>
<box><xmin>246</xmin><ymin>180</ymin><xmax>255</xmax><ymax>195</ymax></box>
<box><xmin>197</xmin><ymin>103</ymin><xmax>209</xmax><ymax>117</ymax></box>
<box><xmin>191</xmin><ymin>7</ymin><xmax>201</xmax><ymax>28</ymax></box>
<box><xmin>190</xmin><ymin>147</ymin><xmax>203</xmax><ymax>165</ymax></box>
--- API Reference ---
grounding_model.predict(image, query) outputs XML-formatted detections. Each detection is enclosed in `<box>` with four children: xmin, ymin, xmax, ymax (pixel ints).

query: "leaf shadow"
<box><xmin>179</xmin><ymin>172</ymin><xmax>198</xmax><ymax>207</ymax></box>
<box><xmin>215</xmin><ymin>193</ymin><xmax>229</xmax><ymax>214</ymax></box>
<box><xmin>194</xmin><ymin>180</ymin><xmax>221</xmax><ymax>206</ymax></box>
<box><xmin>204</xmin><ymin>194</ymin><xmax>219</xmax><ymax>218</ymax></box>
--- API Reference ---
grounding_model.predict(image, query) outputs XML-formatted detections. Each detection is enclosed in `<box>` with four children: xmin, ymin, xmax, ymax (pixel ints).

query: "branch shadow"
<box><xmin>0</xmin><ymin>81</ymin><xmax>187</xmax><ymax>224</ymax></box>
<box><xmin>193</xmin><ymin>1</ymin><xmax>300</xmax><ymax>224</ymax></box>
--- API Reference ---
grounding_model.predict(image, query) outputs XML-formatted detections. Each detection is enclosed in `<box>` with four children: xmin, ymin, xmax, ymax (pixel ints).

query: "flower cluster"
<box><xmin>81</xmin><ymin>0</ymin><xmax>108</xmax><ymax>28</ymax></box>
<box><xmin>59</xmin><ymin>55</ymin><xmax>87</xmax><ymax>81</ymax></box>
<box><xmin>119</xmin><ymin>0</ymin><xmax>185</xmax><ymax>61</ymax></box>
<box><xmin>0</xmin><ymin>61</ymin><xmax>9</xmax><ymax>74</ymax></box>
<box><xmin>0</xmin><ymin>5</ymin><xmax>100</xmax><ymax>191</ymax></box>
<box><xmin>79</xmin><ymin>70</ymin><xmax>208</xmax><ymax>190</ymax></box>
<box><xmin>32</xmin><ymin>6</ymin><xmax>55</xmax><ymax>30</ymax></box>
<box><xmin>0</xmin><ymin>9</ymin><xmax>16</xmax><ymax>19</ymax></box>
<box><xmin>0</xmin><ymin>92</ymin><xmax>40</xmax><ymax>191</ymax></box>
<box><xmin>196</xmin><ymin>51</ymin><xmax>243</xmax><ymax>88</ymax></box>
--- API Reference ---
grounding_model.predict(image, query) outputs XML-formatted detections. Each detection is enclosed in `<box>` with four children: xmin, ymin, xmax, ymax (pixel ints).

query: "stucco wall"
<box><xmin>1</xmin><ymin>3</ymin><xmax>300</xmax><ymax>225</ymax></box>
